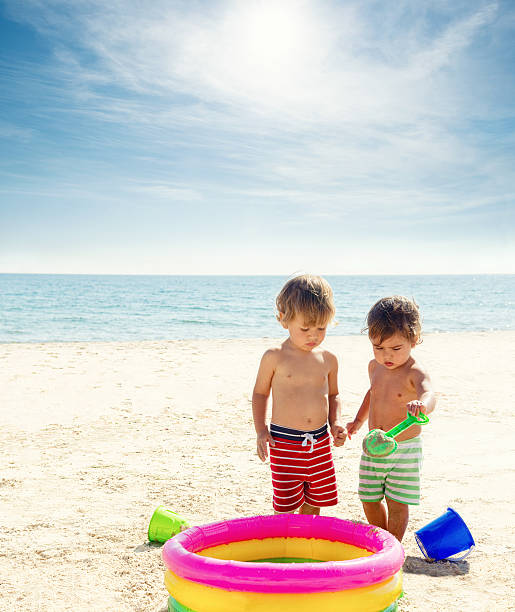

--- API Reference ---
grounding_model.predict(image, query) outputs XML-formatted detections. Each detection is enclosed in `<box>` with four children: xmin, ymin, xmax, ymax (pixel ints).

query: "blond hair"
<box><xmin>276</xmin><ymin>274</ymin><xmax>335</xmax><ymax>327</ymax></box>
<box><xmin>365</xmin><ymin>295</ymin><xmax>422</xmax><ymax>344</ymax></box>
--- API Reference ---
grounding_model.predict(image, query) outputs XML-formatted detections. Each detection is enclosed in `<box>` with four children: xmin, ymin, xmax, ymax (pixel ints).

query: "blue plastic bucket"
<box><xmin>415</xmin><ymin>507</ymin><xmax>474</xmax><ymax>561</ymax></box>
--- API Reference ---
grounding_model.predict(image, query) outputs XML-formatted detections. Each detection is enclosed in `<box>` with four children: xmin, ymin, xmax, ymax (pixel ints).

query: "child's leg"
<box><xmin>385</xmin><ymin>497</ymin><xmax>409</xmax><ymax>542</ymax></box>
<box><xmin>362</xmin><ymin>501</ymin><xmax>387</xmax><ymax>530</ymax></box>
<box><xmin>299</xmin><ymin>502</ymin><xmax>320</xmax><ymax>515</ymax></box>
<box><xmin>382</xmin><ymin>437</ymin><xmax>422</xmax><ymax>541</ymax></box>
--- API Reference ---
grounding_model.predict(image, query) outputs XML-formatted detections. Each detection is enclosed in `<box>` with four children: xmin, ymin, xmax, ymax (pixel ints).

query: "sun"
<box><xmin>244</xmin><ymin>4</ymin><xmax>304</xmax><ymax>66</ymax></box>
<box><xmin>217</xmin><ymin>1</ymin><xmax>316</xmax><ymax>98</ymax></box>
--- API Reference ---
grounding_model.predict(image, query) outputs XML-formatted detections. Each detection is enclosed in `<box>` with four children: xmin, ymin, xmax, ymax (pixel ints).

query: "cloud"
<box><xmin>2</xmin><ymin>0</ymin><xmax>513</xmax><ymax>237</ymax></box>
<box><xmin>0</xmin><ymin>120</ymin><xmax>35</xmax><ymax>141</ymax></box>
<box><xmin>128</xmin><ymin>182</ymin><xmax>203</xmax><ymax>201</ymax></box>
<box><xmin>4</xmin><ymin>1</ymin><xmax>501</xmax><ymax>122</ymax></box>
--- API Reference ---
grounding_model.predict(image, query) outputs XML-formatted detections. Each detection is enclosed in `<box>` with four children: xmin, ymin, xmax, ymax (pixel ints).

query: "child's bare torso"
<box><xmin>270</xmin><ymin>343</ymin><xmax>331</xmax><ymax>431</ymax></box>
<box><xmin>369</xmin><ymin>357</ymin><xmax>421</xmax><ymax>441</ymax></box>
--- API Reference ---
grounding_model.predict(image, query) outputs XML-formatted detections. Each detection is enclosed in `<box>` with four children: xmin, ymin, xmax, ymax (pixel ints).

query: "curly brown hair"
<box><xmin>364</xmin><ymin>295</ymin><xmax>422</xmax><ymax>344</ymax></box>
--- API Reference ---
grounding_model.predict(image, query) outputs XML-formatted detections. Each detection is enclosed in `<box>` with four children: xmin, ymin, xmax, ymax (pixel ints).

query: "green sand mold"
<box><xmin>148</xmin><ymin>506</ymin><xmax>190</xmax><ymax>543</ymax></box>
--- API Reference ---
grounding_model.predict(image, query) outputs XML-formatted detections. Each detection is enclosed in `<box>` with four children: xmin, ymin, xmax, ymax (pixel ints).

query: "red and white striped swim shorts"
<box><xmin>269</xmin><ymin>423</ymin><xmax>338</xmax><ymax>513</ymax></box>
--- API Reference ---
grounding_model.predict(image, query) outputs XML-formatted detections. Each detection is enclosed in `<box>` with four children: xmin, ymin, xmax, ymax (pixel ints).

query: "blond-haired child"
<box><xmin>252</xmin><ymin>274</ymin><xmax>347</xmax><ymax>514</ymax></box>
<box><xmin>346</xmin><ymin>295</ymin><xmax>436</xmax><ymax>541</ymax></box>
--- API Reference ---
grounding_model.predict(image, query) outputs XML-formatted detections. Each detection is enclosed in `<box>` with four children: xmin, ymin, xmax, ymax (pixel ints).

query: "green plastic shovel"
<box><xmin>363</xmin><ymin>412</ymin><xmax>429</xmax><ymax>458</ymax></box>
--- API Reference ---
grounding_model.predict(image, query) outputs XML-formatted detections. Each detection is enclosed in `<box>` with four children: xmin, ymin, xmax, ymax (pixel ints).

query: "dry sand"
<box><xmin>1</xmin><ymin>332</ymin><xmax>513</xmax><ymax>611</ymax></box>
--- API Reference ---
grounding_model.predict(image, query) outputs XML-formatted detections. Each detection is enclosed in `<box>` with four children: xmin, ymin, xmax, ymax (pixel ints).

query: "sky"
<box><xmin>0</xmin><ymin>0</ymin><xmax>514</xmax><ymax>275</ymax></box>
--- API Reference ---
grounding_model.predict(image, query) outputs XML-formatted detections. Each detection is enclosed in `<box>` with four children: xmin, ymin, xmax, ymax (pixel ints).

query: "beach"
<box><xmin>1</xmin><ymin>331</ymin><xmax>513</xmax><ymax>611</ymax></box>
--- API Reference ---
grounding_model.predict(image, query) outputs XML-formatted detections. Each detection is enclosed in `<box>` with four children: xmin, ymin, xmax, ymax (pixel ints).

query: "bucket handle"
<box><xmin>446</xmin><ymin>545</ymin><xmax>474</xmax><ymax>562</ymax></box>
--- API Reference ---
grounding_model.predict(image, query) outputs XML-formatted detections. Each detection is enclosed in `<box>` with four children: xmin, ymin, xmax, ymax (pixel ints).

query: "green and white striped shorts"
<box><xmin>358</xmin><ymin>436</ymin><xmax>422</xmax><ymax>506</ymax></box>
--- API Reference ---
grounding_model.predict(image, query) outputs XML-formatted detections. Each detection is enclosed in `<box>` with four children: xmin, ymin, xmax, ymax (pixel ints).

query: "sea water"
<box><xmin>0</xmin><ymin>274</ymin><xmax>513</xmax><ymax>342</ymax></box>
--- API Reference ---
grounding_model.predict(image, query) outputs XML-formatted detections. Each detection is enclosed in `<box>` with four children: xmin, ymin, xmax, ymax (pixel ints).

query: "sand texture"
<box><xmin>1</xmin><ymin>332</ymin><xmax>514</xmax><ymax>611</ymax></box>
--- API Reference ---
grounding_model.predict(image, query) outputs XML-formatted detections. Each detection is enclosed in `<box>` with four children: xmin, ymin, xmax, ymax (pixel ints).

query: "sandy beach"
<box><xmin>1</xmin><ymin>331</ymin><xmax>513</xmax><ymax>611</ymax></box>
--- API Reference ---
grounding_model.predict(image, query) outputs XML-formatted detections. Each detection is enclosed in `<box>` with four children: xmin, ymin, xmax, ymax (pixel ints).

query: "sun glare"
<box><xmin>245</xmin><ymin>5</ymin><xmax>303</xmax><ymax>65</ymax></box>
<box><xmin>217</xmin><ymin>1</ymin><xmax>317</xmax><ymax>99</ymax></box>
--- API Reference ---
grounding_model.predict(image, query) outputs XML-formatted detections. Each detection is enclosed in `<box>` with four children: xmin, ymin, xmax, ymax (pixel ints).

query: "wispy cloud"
<box><xmin>128</xmin><ymin>182</ymin><xmax>203</xmax><ymax>201</ymax></box>
<box><xmin>1</xmin><ymin>0</ymin><xmax>513</xmax><ymax>273</ymax></box>
<box><xmin>0</xmin><ymin>120</ymin><xmax>35</xmax><ymax>141</ymax></box>
<box><xmin>4</xmin><ymin>1</ymin><xmax>501</xmax><ymax>123</ymax></box>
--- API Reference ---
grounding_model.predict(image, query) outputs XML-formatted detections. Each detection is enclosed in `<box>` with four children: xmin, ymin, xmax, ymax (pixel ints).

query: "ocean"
<box><xmin>0</xmin><ymin>274</ymin><xmax>513</xmax><ymax>342</ymax></box>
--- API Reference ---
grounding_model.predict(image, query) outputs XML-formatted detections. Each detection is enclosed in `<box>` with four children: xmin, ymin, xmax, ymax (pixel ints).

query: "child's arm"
<box><xmin>346</xmin><ymin>389</ymin><xmax>370</xmax><ymax>439</ymax></box>
<box><xmin>346</xmin><ymin>361</ymin><xmax>374</xmax><ymax>438</ymax></box>
<box><xmin>252</xmin><ymin>350</ymin><xmax>277</xmax><ymax>462</ymax></box>
<box><xmin>407</xmin><ymin>366</ymin><xmax>436</xmax><ymax>416</ymax></box>
<box><xmin>327</xmin><ymin>353</ymin><xmax>347</xmax><ymax>447</ymax></box>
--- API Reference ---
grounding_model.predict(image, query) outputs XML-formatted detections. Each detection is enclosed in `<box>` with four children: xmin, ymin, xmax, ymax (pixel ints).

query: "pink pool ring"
<box><xmin>162</xmin><ymin>514</ymin><xmax>405</xmax><ymax>612</ymax></box>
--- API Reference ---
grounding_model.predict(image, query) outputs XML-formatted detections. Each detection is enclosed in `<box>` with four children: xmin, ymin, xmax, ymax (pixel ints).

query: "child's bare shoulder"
<box><xmin>261</xmin><ymin>345</ymin><xmax>282</xmax><ymax>361</ymax></box>
<box><xmin>321</xmin><ymin>349</ymin><xmax>338</xmax><ymax>370</ymax></box>
<box><xmin>260</xmin><ymin>343</ymin><xmax>290</xmax><ymax>364</ymax></box>
<box><xmin>407</xmin><ymin>357</ymin><xmax>431</xmax><ymax>382</ymax></box>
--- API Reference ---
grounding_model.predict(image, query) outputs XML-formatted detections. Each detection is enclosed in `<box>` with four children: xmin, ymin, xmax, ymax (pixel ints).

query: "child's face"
<box><xmin>280</xmin><ymin>314</ymin><xmax>327</xmax><ymax>352</ymax></box>
<box><xmin>370</xmin><ymin>332</ymin><xmax>416</xmax><ymax>370</ymax></box>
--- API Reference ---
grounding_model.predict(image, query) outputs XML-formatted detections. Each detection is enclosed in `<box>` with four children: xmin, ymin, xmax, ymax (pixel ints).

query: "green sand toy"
<box><xmin>363</xmin><ymin>412</ymin><xmax>429</xmax><ymax>458</ymax></box>
<box><xmin>148</xmin><ymin>506</ymin><xmax>190</xmax><ymax>543</ymax></box>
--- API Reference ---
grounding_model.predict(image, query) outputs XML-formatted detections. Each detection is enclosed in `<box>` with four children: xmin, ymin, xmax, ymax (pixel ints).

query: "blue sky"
<box><xmin>0</xmin><ymin>0</ymin><xmax>513</xmax><ymax>274</ymax></box>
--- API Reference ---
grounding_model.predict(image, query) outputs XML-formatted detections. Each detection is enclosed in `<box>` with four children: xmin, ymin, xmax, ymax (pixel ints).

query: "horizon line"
<box><xmin>1</xmin><ymin>271</ymin><xmax>513</xmax><ymax>277</ymax></box>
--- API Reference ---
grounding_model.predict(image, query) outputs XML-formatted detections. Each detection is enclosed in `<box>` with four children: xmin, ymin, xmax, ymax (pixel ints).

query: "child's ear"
<box><xmin>278</xmin><ymin>312</ymin><xmax>288</xmax><ymax>329</ymax></box>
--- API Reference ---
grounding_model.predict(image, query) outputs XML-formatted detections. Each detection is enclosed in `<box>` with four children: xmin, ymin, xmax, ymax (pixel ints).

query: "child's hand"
<box><xmin>407</xmin><ymin>400</ymin><xmax>425</xmax><ymax>417</ymax></box>
<box><xmin>331</xmin><ymin>424</ymin><xmax>347</xmax><ymax>447</ymax></box>
<box><xmin>345</xmin><ymin>419</ymin><xmax>363</xmax><ymax>440</ymax></box>
<box><xmin>256</xmin><ymin>429</ymin><xmax>275</xmax><ymax>462</ymax></box>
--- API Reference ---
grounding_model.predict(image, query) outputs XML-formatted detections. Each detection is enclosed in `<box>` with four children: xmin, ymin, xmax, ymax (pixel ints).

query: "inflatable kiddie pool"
<box><xmin>162</xmin><ymin>514</ymin><xmax>404</xmax><ymax>611</ymax></box>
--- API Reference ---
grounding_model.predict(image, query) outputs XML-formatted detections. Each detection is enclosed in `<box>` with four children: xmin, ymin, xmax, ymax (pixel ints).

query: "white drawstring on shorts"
<box><xmin>302</xmin><ymin>432</ymin><xmax>316</xmax><ymax>453</ymax></box>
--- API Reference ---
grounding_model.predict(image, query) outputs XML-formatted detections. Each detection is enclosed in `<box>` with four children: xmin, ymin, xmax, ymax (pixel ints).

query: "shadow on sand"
<box><xmin>403</xmin><ymin>554</ymin><xmax>470</xmax><ymax>576</ymax></box>
<box><xmin>134</xmin><ymin>540</ymin><xmax>163</xmax><ymax>553</ymax></box>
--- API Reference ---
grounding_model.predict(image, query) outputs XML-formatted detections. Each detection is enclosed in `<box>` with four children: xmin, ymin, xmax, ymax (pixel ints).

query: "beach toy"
<box><xmin>415</xmin><ymin>507</ymin><xmax>475</xmax><ymax>562</ymax></box>
<box><xmin>363</xmin><ymin>412</ymin><xmax>430</xmax><ymax>457</ymax></box>
<box><xmin>162</xmin><ymin>514</ymin><xmax>405</xmax><ymax>612</ymax></box>
<box><xmin>149</xmin><ymin>506</ymin><xmax>190</xmax><ymax>543</ymax></box>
